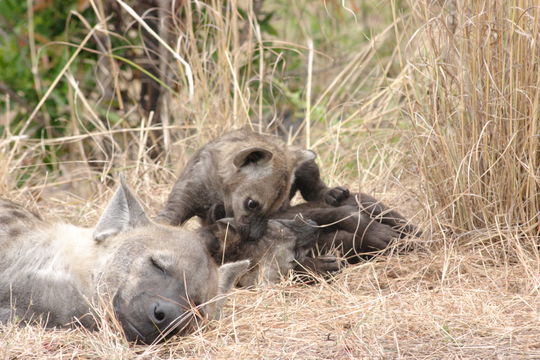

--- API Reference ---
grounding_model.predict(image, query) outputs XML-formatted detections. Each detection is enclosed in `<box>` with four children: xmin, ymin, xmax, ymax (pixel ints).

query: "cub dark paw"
<box><xmin>324</xmin><ymin>186</ymin><xmax>350</xmax><ymax>206</ymax></box>
<box><xmin>363</xmin><ymin>222</ymin><xmax>401</xmax><ymax>251</ymax></box>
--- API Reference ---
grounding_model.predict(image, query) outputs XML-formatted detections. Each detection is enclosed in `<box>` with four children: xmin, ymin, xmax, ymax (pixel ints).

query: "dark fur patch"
<box><xmin>9</xmin><ymin>210</ymin><xmax>31</xmax><ymax>220</ymax></box>
<box><xmin>0</xmin><ymin>215</ymin><xmax>16</xmax><ymax>225</ymax></box>
<box><xmin>227</xmin><ymin>136</ymin><xmax>245</xmax><ymax>143</ymax></box>
<box><xmin>1</xmin><ymin>200</ymin><xmax>42</xmax><ymax>221</ymax></box>
<box><xmin>0</xmin><ymin>202</ymin><xmax>18</xmax><ymax>210</ymax></box>
<box><xmin>245</xmin><ymin>151</ymin><xmax>266</xmax><ymax>164</ymax></box>
<box><xmin>8</xmin><ymin>227</ymin><xmax>23</xmax><ymax>238</ymax></box>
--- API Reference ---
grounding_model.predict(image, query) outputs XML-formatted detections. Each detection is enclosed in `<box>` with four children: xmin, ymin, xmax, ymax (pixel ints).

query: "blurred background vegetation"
<box><xmin>0</xmin><ymin>0</ymin><xmax>538</xmax><ymax>242</ymax></box>
<box><xmin>0</xmin><ymin>0</ymin><xmax>405</xmax><ymax>173</ymax></box>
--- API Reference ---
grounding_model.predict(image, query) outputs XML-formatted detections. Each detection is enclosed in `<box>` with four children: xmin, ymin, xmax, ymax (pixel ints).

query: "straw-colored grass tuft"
<box><xmin>405</xmin><ymin>0</ymin><xmax>540</xmax><ymax>242</ymax></box>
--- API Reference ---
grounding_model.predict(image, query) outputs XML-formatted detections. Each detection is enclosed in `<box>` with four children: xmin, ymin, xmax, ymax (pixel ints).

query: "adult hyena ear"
<box><xmin>233</xmin><ymin>147</ymin><xmax>274</xmax><ymax>168</ymax></box>
<box><xmin>218</xmin><ymin>260</ymin><xmax>250</xmax><ymax>295</ymax></box>
<box><xmin>93</xmin><ymin>177</ymin><xmax>150</xmax><ymax>243</ymax></box>
<box><xmin>210</xmin><ymin>259</ymin><xmax>250</xmax><ymax>319</ymax></box>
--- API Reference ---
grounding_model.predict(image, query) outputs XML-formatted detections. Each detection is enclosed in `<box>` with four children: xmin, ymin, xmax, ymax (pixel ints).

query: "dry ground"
<box><xmin>1</xmin><ymin>180</ymin><xmax>538</xmax><ymax>360</ymax></box>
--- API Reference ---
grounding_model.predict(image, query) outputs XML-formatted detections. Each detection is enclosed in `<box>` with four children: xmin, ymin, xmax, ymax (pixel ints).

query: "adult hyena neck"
<box><xmin>5</xmin><ymin>222</ymin><xmax>107</xmax><ymax>298</ymax></box>
<box><xmin>0</xmin><ymin>220</ymin><xmax>108</xmax><ymax>327</ymax></box>
<box><xmin>47</xmin><ymin>223</ymin><xmax>105</xmax><ymax>291</ymax></box>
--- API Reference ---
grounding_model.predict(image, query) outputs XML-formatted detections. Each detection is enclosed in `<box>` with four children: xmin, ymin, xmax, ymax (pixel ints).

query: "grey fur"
<box><xmin>211</xmin><ymin>217</ymin><xmax>339</xmax><ymax>287</ymax></box>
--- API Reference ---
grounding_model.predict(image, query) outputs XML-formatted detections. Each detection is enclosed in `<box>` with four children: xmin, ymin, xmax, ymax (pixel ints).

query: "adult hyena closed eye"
<box><xmin>0</xmin><ymin>180</ymin><xmax>249</xmax><ymax>345</ymax></box>
<box><xmin>156</xmin><ymin>128</ymin><xmax>349</xmax><ymax>242</ymax></box>
<box><xmin>273</xmin><ymin>192</ymin><xmax>421</xmax><ymax>264</ymax></box>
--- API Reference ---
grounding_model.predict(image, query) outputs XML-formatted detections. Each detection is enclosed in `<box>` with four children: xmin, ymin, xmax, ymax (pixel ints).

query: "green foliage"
<box><xmin>0</xmin><ymin>0</ymin><xmax>96</xmax><ymax>138</ymax></box>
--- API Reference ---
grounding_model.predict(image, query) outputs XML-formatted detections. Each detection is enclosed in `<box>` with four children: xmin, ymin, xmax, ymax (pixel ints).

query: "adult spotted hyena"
<box><xmin>156</xmin><ymin>128</ymin><xmax>349</xmax><ymax>241</ymax></box>
<box><xmin>0</xmin><ymin>180</ymin><xmax>249</xmax><ymax>344</ymax></box>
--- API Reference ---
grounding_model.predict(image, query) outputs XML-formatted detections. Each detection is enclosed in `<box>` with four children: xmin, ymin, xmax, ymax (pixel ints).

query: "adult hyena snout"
<box><xmin>149</xmin><ymin>298</ymin><xmax>192</xmax><ymax>332</ymax></box>
<box><xmin>114</xmin><ymin>288</ymin><xmax>196</xmax><ymax>345</ymax></box>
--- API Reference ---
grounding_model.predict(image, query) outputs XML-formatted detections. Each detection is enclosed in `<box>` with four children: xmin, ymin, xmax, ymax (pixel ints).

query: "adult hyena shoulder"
<box><xmin>156</xmin><ymin>128</ymin><xmax>349</xmax><ymax>242</ymax></box>
<box><xmin>0</xmin><ymin>199</ymin><xmax>43</xmax><ymax>246</ymax></box>
<box><xmin>0</xmin><ymin>181</ymin><xmax>248</xmax><ymax>344</ymax></box>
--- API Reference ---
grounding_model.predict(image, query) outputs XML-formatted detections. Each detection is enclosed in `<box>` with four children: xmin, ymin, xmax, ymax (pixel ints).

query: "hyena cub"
<box><xmin>208</xmin><ymin>216</ymin><xmax>340</xmax><ymax>287</ymax></box>
<box><xmin>156</xmin><ymin>128</ymin><xmax>349</xmax><ymax>241</ymax></box>
<box><xmin>204</xmin><ymin>192</ymin><xmax>419</xmax><ymax>284</ymax></box>
<box><xmin>276</xmin><ymin>192</ymin><xmax>421</xmax><ymax>263</ymax></box>
<box><xmin>0</xmin><ymin>180</ymin><xmax>249</xmax><ymax>344</ymax></box>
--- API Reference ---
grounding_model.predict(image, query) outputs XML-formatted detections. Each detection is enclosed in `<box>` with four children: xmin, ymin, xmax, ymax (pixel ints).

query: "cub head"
<box><xmin>93</xmin><ymin>179</ymin><xmax>249</xmax><ymax>344</ymax></box>
<box><xmin>223</xmin><ymin>145</ymin><xmax>315</xmax><ymax>242</ymax></box>
<box><xmin>213</xmin><ymin>216</ymin><xmax>319</xmax><ymax>287</ymax></box>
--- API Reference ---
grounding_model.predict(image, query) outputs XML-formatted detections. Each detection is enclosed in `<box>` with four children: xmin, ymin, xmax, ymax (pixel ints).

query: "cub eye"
<box><xmin>150</xmin><ymin>257</ymin><xmax>166</xmax><ymax>275</ymax></box>
<box><xmin>244</xmin><ymin>198</ymin><xmax>260</xmax><ymax>210</ymax></box>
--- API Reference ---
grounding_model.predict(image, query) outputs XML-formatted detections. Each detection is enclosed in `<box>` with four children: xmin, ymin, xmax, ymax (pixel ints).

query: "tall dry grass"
<box><xmin>405</xmin><ymin>0</ymin><xmax>539</xmax><ymax>243</ymax></box>
<box><xmin>1</xmin><ymin>0</ymin><xmax>409</xmax><ymax>203</ymax></box>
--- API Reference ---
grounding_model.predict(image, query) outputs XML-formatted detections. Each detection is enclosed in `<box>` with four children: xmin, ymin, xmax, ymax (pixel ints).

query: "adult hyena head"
<box><xmin>92</xmin><ymin>180</ymin><xmax>249</xmax><ymax>344</ymax></box>
<box><xmin>219</xmin><ymin>131</ymin><xmax>316</xmax><ymax>242</ymax></box>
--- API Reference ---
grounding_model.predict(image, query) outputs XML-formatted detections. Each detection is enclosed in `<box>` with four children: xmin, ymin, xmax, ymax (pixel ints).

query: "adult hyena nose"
<box><xmin>149</xmin><ymin>300</ymin><xmax>191</xmax><ymax>331</ymax></box>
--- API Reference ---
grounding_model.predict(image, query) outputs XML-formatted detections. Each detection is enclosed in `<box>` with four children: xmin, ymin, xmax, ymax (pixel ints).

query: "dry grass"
<box><xmin>405</xmin><ymin>0</ymin><xmax>540</xmax><ymax>239</ymax></box>
<box><xmin>1</xmin><ymin>0</ymin><xmax>539</xmax><ymax>358</ymax></box>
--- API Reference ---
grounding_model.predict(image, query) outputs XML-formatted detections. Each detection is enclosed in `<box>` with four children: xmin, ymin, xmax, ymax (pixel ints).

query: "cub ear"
<box><xmin>290</xmin><ymin>147</ymin><xmax>316</xmax><ymax>168</ymax></box>
<box><xmin>196</xmin><ymin>226</ymin><xmax>222</xmax><ymax>261</ymax></box>
<box><xmin>233</xmin><ymin>147</ymin><xmax>273</xmax><ymax>168</ymax></box>
<box><xmin>216</xmin><ymin>217</ymin><xmax>239</xmax><ymax>235</ymax></box>
<box><xmin>206</xmin><ymin>203</ymin><xmax>226</xmax><ymax>223</ymax></box>
<box><xmin>275</xmin><ymin>217</ymin><xmax>319</xmax><ymax>249</ymax></box>
<box><xmin>93</xmin><ymin>177</ymin><xmax>150</xmax><ymax>243</ymax></box>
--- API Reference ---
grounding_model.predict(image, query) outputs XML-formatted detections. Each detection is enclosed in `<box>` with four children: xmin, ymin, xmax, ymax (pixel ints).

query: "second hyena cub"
<box><xmin>208</xmin><ymin>217</ymin><xmax>340</xmax><ymax>287</ymax></box>
<box><xmin>0</xmin><ymin>181</ymin><xmax>249</xmax><ymax>344</ymax></box>
<box><xmin>206</xmin><ymin>189</ymin><xmax>420</xmax><ymax>282</ymax></box>
<box><xmin>156</xmin><ymin>128</ymin><xmax>349</xmax><ymax>241</ymax></box>
<box><xmin>276</xmin><ymin>192</ymin><xmax>421</xmax><ymax>263</ymax></box>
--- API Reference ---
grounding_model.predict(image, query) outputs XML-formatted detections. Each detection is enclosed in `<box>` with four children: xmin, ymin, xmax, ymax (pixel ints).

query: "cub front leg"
<box><xmin>156</xmin><ymin>178</ymin><xmax>206</xmax><ymax>225</ymax></box>
<box><xmin>295</xmin><ymin>255</ymin><xmax>341</xmax><ymax>274</ymax></box>
<box><xmin>288</xmin><ymin>206</ymin><xmax>400</xmax><ymax>262</ymax></box>
<box><xmin>315</xmin><ymin>228</ymin><xmax>395</xmax><ymax>264</ymax></box>
<box><xmin>291</xmin><ymin>159</ymin><xmax>349</xmax><ymax>206</ymax></box>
